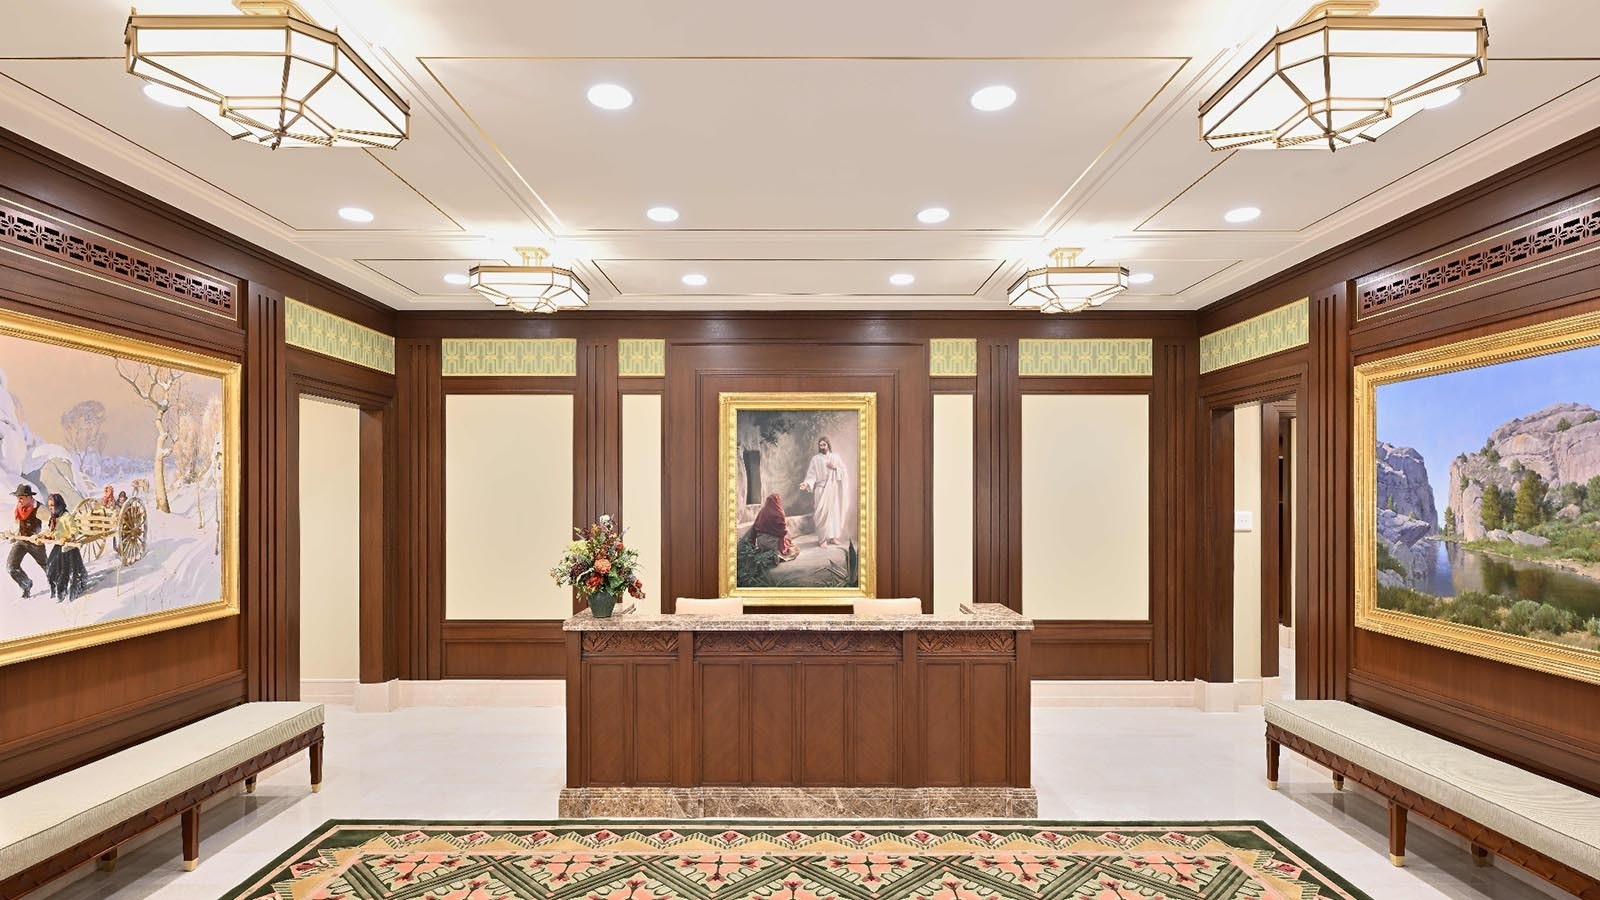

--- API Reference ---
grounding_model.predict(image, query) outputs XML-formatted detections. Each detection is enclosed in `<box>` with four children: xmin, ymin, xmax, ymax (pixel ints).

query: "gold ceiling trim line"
<box><xmin>352</xmin><ymin>257</ymin><xmax>509</xmax><ymax>296</ymax></box>
<box><xmin>360</xmin><ymin>149</ymin><xmax>468</xmax><ymax>232</ymax></box>
<box><xmin>1032</xmin><ymin>58</ymin><xmax>1191</xmax><ymax>236</ymax></box>
<box><xmin>417</xmin><ymin>55</ymin><xmax>1191</xmax><ymax>241</ymax></box>
<box><xmin>588</xmin><ymin>260</ymin><xmax>1006</xmax><ymax>298</ymax></box>
<box><xmin>1136</xmin><ymin>69</ymin><xmax>1600</xmax><ymax>236</ymax></box>
<box><xmin>415</xmin><ymin>57</ymin><xmax>566</xmax><ymax>234</ymax></box>
<box><xmin>0</xmin><ymin>70</ymin><xmax>463</xmax><ymax>236</ymax></box>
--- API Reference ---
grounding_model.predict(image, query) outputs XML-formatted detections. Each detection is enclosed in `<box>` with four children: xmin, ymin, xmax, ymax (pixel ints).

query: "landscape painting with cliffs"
<box><xmin>1374</xmin><ymin>344</ymin><xmax>1600</xmax><ymax>653</ymax></box>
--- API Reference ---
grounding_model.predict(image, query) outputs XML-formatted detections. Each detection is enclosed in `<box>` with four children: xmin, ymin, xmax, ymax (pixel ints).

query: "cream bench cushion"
<box><xmin>0</xmin><ymin>701</ymin><xmax>323</xmax><ymax>878</ymax></box>
<box><xmin>1265</xmin><ymin>699</ymin><xmax>1600</xmax><ymax>875</ymax></box>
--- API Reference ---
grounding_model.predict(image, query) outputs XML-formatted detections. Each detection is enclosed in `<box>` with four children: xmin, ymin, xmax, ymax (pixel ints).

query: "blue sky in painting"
<box><xmin>1376</xmin><ymin>344</ymin><xmax>1600</xmax><ymax>524</ymax></box>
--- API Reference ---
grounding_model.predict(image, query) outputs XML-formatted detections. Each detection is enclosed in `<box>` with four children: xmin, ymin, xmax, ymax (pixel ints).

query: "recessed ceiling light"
<box><xmin>1420</xmin><ymin>87</ymin><xmax>1461</xmax><ymax>109</ymax></box>
<box><xmin>970</xmin><ymin>85</ymin><xmax>1017</xmax><ymax>112</ymax></box>
<box><xmin>1224</xmin><ymin>206</ymin><xmax>1261</xmax><ymax>224</ymax></box>
<box><xmin>337</xmin><ymin>206</ymin><xmax>374</xmax><ymax>224</ymax></box>
<box><xmin>587</xmin><ymin>83</ymin><xmax>633</xmax><ymax>110</ymax></box>
<box><xmin>1129</xmin><ymin>272</ymin><xmax>1155</xmax><ymax>285</ymax></box>
<box><xmin>142</xmin><ymin>83</ymin><xmax>191</xmax><ymax>108</ymax></box>
<box><xmin>889</xmin><ymin>273</ymin><xmax>915</xmax><ymax>286</ymax></box>
<box><xmin>682</xmin><ymin>273</ymin><xmax>708</xmax><ymax>287</ymax></box>
<box><xmin>917</xmin><ymin>207</ymin><xmax>950</xmax><ymax>225</ymax></box>
<box><xmin>646</xmin><ymin>206</ymin><xmax>679</xmax><ymax>223</ymax></box>
<box><xmin>443</xmin><ymin>273</ymin><xmax>469</xmax><ymax>286</ymax></box>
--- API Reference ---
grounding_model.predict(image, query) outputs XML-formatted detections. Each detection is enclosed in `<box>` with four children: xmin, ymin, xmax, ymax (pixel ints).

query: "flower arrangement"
<box><xmin>551</xmin><ymin>514</ymin><xmax>644</xmax><ymax>617</ymax></box>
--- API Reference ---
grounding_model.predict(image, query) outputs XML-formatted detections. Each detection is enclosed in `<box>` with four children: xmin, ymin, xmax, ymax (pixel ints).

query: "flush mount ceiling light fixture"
<box><xmin>124</xmin><ymin>0</ymin><xmax>409</xmax><ymax>149</ymax></box>
<box><xmin>1008</xmin><ymin>247</ymin><xmax>1129</xmax><ymax>314</ymax></box>
<box><xmin>469</xmin><ymin>247</ymin><xmax>589</xmax><ymax>314</ymax></box>
<box><xmin>1199</xmin><ymin>0</ymin><xmax>1487</xmax><ymax>151</ymax></box>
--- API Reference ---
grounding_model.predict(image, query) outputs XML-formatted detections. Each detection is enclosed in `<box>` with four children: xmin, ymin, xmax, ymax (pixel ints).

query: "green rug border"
<box><xmin>225</xmin><ymin>818</ymin><xmax>1374</xmax><ymax>900</ymax></box>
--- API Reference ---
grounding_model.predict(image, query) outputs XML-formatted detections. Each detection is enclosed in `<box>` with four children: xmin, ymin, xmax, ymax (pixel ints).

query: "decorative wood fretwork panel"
<box><xmin>694</xmin><ymin>631</ymin><xmax>902</xmax><ymax>656</ymax></box>
<box><xmin>581</xmin><ymin>631</ymin><xmax>679</xmax><ymax>656</ymax></box>
<box><xmin>1357</xmin><ymin>191</ymin><xmax>1600</xmax><ymax>320</ymax></box>
<box><xmin>917</xmin><ymin>631</ymin><xmax>1016</xmax><ymax>654</ymax></box>
<box><xmin>0</xmin><ymin>195</ymin><xmax>237</xmax><ymax>317</ymax></box>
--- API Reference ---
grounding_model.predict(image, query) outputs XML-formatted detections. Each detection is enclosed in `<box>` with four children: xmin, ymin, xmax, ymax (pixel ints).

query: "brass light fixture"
<box><xmin>469</xmin><ymin>248</ymin><xmax>590</xmax><ymax>314</ymax></box>
<box><xmin>1008</xmin><ymin>248</ymin><xmax>1129</xmax><ymax>314</ymax></box>
<box><xmin>1200</xmin><ymin>1</ymin><xmax>1488</xmax><ymax>151</ymax></box>
<box><xmin>125</xmin><ymin>0</ymin><xmax>409</xmax><ymax>149</ymax></box>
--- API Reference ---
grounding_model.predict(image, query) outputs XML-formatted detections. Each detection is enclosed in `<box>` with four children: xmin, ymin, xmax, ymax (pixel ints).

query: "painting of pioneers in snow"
<box><xmin>1359</xmin><ymin>316</ymin><xmax>1600</xmax><ymax>683</ymax></box>
<box><xmin>0</xmin><ymin>311</ymin><xmax>238</xmax><ymax>666</ymax></box>
<box><xmin>721</xmin><ymin>392</ymin><xmax>876</xmax><ymax>604</ymax></box>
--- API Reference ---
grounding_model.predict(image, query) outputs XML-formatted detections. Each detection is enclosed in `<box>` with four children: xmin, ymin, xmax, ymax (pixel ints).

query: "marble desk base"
<box><xmin>558</xmin><ymin>786</ymin><xmax>1038</xmax><ymax>819</ymax></box>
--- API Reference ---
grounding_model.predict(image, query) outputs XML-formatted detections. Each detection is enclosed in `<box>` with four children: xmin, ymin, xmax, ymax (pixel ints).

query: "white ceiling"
<box><xmin>1</xmin><ymin>0</ymin><xmax>1597</xmax><ymax>313</ymax></box>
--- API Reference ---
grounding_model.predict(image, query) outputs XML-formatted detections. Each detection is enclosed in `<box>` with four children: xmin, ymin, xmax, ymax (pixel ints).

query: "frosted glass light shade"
<box><xmin>1007</xmin><ymin>253</ymin><xmax>1130</xmax><ymax>314</ymax></box>
<box><xmin>469</xmin><ymin>261</ymin><xmax>590</xmax><ymax>314</ymax></box>
<box><xmin>125</xmin><ymin>12</ymin><xmax>408</xmax><ymax>149</ymax></box>
<box><xmin>1200</xmin><ymin>12</ymin><xmax>1487</xmax><ymax>151</ymax></box>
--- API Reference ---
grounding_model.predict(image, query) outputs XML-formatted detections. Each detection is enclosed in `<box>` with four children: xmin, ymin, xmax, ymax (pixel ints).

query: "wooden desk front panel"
<box><xmin>567</xmin><ymin>629</ymin><xmax>1030</xmax><ymax>790</ymax></box>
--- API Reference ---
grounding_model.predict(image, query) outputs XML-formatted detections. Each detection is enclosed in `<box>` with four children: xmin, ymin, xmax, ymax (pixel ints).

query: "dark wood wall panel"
<box><xmin>0</xmin><ymin>127</ymin><xmax>396</xmax><ymax>795</ymax></box>
<box><xmin>1031</xmin><ymin>621</ymin><xmax>1153</xmax><ymax>680</ymax></box>
<box><xmin>1202</xmin><ymin>127</ymin><xmax>1600</xmax><ymax>792</ymax></box>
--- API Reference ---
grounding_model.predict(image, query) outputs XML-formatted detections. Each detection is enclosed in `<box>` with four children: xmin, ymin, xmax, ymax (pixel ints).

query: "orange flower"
<box><xmin>594</xmin><ymin>557</ymin><xmax>612</xmax><ymax>575</ymax></box>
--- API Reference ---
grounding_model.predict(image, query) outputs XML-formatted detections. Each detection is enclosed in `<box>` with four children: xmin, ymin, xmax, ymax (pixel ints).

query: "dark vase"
<box><xmin>588</xmin><ymin>592</ymin><xmax>618</xmax><ymax>619</ymax></box>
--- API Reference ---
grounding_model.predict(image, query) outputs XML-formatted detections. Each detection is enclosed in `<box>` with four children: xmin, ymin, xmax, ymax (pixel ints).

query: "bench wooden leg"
<box><xmin>1332</xmin><ymin>773</ymin><xmax>1345</xmax><ymax>791</ymax></box>
<box><xmin>96</xmin><ymin>846</ymin><xmax>118</xmax><ymax>872</ymax></box>
<box><xmin>181</xmin><ymin>806</ymin><xmax>200</xmax><ymax>871</ymax></box>
<box><xmin>244</xmin><ymin>774</ymin><xmax>257</xmax><ymax>794</ymax></box>
<box><xmin>1266</xmin><ymin>737</ymin><xmax>1280</xmax><ymax>790</ymax></box>
<box><xmin>1470</xmin><ymin>842</ymin><xmax>1492</xmax><ymax>867</ymax></box>
<box><xmin>310</xmin><ymin>738</ymin><xmax>324</xmax><ymax>793</ymax></box>
<box><xmin>1388</xmin><ymin>801</ymin><xmax>1408</xmax><ymax>867</ymax></box>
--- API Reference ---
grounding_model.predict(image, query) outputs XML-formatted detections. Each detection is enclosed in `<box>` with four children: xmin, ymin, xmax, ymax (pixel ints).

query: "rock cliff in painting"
<box><xmin>1448</xmin><ymin>403</ymin><xmax>1600</xmax><ymax>540</ymax></box>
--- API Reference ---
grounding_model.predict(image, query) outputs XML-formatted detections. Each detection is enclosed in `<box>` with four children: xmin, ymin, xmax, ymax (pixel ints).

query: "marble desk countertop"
<box><xmin>563</xmin><ymin>602</ymin><xmax>1032</xmax><ymax>632</ymax></box>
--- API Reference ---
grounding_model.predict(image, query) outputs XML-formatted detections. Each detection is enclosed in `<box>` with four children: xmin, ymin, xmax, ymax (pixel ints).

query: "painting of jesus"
<box><xmin>719</xmin><ymin>392</ymin><xmax>876</xmax><ymax>604</ymax></box>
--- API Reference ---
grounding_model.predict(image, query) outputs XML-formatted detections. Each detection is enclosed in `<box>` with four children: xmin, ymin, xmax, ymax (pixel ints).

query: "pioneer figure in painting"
<box><xmin>7</xmin><ymin>484</ymin><xmax>48</xmax><ymax>599</ymax></box>
<box><xmin>45</xmin><ymin>493</ymin><xmax>89</xmax><ymax>602</ymax></box>
<box><xmin>798</xmin><ymin>436</ymin><xmax>849</xmax><ymax>548</ymax></box>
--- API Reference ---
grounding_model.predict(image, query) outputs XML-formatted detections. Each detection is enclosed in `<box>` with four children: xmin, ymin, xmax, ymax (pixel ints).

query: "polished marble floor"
<box><xmin>39</xmin><ymin>701</ymin><xmax>1558</xmax><ymax>900</ymax></box>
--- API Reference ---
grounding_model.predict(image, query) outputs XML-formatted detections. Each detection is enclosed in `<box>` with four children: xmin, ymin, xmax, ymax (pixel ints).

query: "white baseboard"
<box><xmin>300</xmin><ymin>678</ymin><xmax>356</xmax><ymax>705</ymax></box>
<box><xmin>397</xmin><ymin>679</ymin><xmax>565</xmax><ymax>708</ymax></box>
<box><xmin>1034</xmin><ymin>679</ymin><xmax>1271</xmax><ymax>711</ymax></box>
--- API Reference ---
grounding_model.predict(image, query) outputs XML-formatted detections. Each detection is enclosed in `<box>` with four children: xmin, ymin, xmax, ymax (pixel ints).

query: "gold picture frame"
<box><xmin>0</xmin><ymin>309</ymin><xmax>241</xmax><ymax>667</ymax></box>
<box><xmin>718</xmin><ymin>392</ymin><xmax>877</xmax><ymax>605</ymax></box>
<box><xmin>1354</xmin><ymin>309</ymin><xmax>1600</xmax><ymax>685</ymax></box>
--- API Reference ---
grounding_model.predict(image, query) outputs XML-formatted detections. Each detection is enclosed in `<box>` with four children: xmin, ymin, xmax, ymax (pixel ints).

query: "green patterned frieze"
<box><xmin>1018</xmin><ymin>338</ymin><xmax>1153</xmax><ymax>376</ymax></box>
<box><xmin>617</xmin><ymin>339</ymin><xmax>666</xmax><ymax>377</ymax></box>
<box><xmin>441</xmin><ymin>338</ymin><xmax>577</xmax><ymax>376</ymax></box>
<box><xmin>284</xmin><ymin>298</ymin><xmax>394</xmax><ymax>374</ymax></box>
<box><xmin>1199</xmin><ymin>298</ymin><xmax>1309</xmax><ymax>374</ymax></box>
<box><xmin>929</xmin><ymin>338</ymin><xmax>977</xmax><ymax>377</ymax></box>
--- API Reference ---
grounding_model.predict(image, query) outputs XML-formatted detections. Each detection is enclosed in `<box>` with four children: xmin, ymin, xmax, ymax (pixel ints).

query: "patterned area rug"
<box><xmin>225</xmin><ymin>821</ymin><xmax>1373</xmax><ymax>900</ymax></box>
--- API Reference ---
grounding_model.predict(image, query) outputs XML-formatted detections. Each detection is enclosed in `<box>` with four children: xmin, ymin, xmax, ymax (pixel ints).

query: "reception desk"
<box><xmin>561</xmin><ymin>603</ymin><xmax>1035</xmax><ymax>818</ymax></box>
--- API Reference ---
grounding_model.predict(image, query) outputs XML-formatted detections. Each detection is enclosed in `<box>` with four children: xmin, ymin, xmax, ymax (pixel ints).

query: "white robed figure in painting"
<box><xmin>798</xmin><ymin>436</ymin><xmax>849</xmax><ymax>547</ymax></box>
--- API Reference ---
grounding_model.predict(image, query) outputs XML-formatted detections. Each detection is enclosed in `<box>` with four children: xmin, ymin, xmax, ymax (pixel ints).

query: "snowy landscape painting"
<box><xmin>1357</xmin><ymin>315</ymin><xmax>1600</xmax><ymax>683</ymax></box>
<box><xmin>0</xmin><ymin>311</ymin><xmax>238</xmax><ymax>666</ymax></box>
<box><xmin>720</xmin><ymin>392</ymin><xmax>876</xmax><ymax>604</ymax></box>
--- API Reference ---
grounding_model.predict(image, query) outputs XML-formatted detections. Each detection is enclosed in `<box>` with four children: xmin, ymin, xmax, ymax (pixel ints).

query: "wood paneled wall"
<box><xmin>1200</xmin><ymin>128</ymin><xmax>1600</xmax><ymax>794</ymax></box>
<box><xmin>0</xmin><ymin>129</ymin><xmax>395</xmax><ymax>794</ymax></box>
<box><xmin>395</xmin><ymin>316</ymin><xmax>1202</xmax><ymax>681</ymax></box>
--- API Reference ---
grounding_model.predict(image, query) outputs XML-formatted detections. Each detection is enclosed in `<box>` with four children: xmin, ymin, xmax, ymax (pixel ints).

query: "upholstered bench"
<box><xmin>1265</xmin><ymin>699</ymin><xmax>1600</xmax><ymax>898</ymax></box>
<box><xmin>0</xmin><ymin>701</ymin><xmax>324</xmax><ymax>898</ymax></box>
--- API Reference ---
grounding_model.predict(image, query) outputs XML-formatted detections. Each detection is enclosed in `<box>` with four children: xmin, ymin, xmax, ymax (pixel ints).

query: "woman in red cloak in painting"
<box><xmin>751</xmin><ymin>493</ymin><xmax>801</xmax><ymax>562</ymax></box>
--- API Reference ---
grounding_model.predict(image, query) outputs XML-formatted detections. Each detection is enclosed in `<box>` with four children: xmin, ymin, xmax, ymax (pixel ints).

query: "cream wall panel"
<box><xmin>445</xmin><ymin>394</ymin><xmax>574</xmax><ymax>620</ymax></box>
<box><xmin>1233</xmin><ymin>402</ymin><xmax>1263</xmax><ymax>681</ymax></box>
<box><xmin>932</xmin><ymin>394</ymin><xmax>975</xmax><ymax>615</ymax></box>
<box><xmin>621</xmin><ymin>394</ymin><xmax>663</xmax><ymax>616</ymax></box>
<box><xmin>1021</xmin><ymin>394</ymin><xmax>1149</xmax><ymax>620</ymax></box>
<box><xmin>298</xmin><ymin>396</ymin><xmax>360</xmax><ymax>680</ymax></box>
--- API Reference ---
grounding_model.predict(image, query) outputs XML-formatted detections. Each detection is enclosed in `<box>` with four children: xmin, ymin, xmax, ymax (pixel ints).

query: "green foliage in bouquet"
<box><xmin>550</xmin><ymin>514</ymin><xmax>645</xmax><ymax>601</ymax></box>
